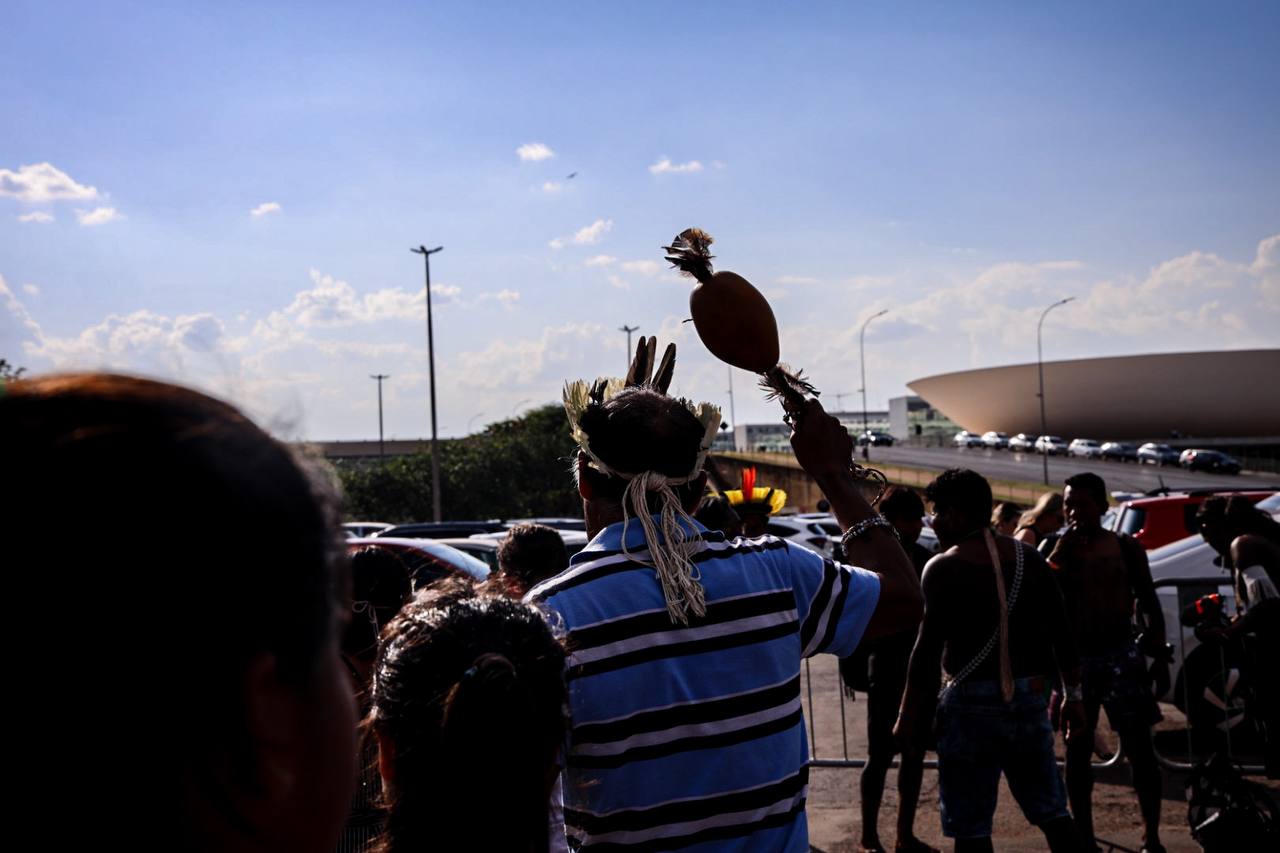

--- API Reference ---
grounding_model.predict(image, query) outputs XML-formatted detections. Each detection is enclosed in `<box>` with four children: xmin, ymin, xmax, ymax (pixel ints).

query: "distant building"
<box><xmin>732</xmin><ymin>410</ymin><xmax>888</xmax><ymax>452</ymax></box>
<box><xmin>908</xmin><ymin>349</ymin><xmax>1280</xmax><ymax>440</ymax></box>
<box><xmin>889</xmin><ymin>395</ymin><xmax>957</xmax><ymax>440</ymax></box>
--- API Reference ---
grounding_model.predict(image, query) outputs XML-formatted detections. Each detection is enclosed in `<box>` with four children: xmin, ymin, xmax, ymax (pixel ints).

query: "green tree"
<box><xmin>336</xmin><ymin>403</ymin><xmax>581</xmax><ymax>522</ymax></box>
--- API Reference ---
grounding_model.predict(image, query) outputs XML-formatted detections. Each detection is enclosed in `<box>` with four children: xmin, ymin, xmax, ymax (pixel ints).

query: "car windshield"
<box><xmin>1118</xmin><ymin>507</ymin><xmax>1147</xmax><ymax>536</ymax></box>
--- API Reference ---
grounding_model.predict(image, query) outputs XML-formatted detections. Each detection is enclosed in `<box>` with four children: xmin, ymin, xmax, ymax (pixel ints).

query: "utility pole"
<box><xmin>411</xmin><ymin>244</ymin><xmax>444</xmax><ymax>522</ymax></box>
<box><xmin>832</xmin><ymin>391</ymin><xmax>854</xmax><ymax>412</ymax></box>
<box><xmin>370</xmin><ymin>373</ymin><xmax>389</xmax><ymax>461</ymax></box>
<box><xmin>1037</xmin><ymin>297</ymin><xmax>1075</xmax><ymax>486</ymax></box>
<box><xmin>859</xmin><ymin>309</ymin><xmax>888</xmax><ymax>460</ymax></box>
<box><xmin>619</xmin><ymin>325</ymin><xmax>639</xmax><ymax>372</ymax></box>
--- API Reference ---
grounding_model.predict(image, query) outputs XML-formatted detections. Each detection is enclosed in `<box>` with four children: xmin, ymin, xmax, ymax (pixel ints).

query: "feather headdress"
<box><xmin>563</xmin><ymin>337</ymin><xmax>722</xmax><ymax>624</ymax></box>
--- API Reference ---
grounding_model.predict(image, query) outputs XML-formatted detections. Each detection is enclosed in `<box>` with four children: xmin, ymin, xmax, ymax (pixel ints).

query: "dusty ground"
<box><xmin>800</xmin><ymin>655</ymin><xmax>1276</xmax><ymax>853</ymax></box>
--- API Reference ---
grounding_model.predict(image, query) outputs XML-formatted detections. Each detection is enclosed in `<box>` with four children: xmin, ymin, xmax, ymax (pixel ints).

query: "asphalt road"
<box><xmin>860</xmin><ymin>445</ymin><xmax>1278</xmax><ymax>494</ymax></box>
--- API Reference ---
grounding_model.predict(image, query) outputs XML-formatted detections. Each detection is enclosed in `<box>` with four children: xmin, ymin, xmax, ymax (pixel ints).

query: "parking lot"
<box><xmin>861</xmin><ymin>445</ymin><xmax>1274</xmax><ymax>494</ymax></box>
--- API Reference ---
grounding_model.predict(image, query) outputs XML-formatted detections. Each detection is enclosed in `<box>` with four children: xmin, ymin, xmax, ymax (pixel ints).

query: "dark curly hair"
<box><xmin>576</xmin><ymin>387</ymin><xmax>707</xmax><ymax>508</ymax></box>
<box><xmin>370</xmin><ymin>578</ymin><xmax>568</xmax><ymax>853</ymax></box>
<box><xmin>497</xmin><ymin>523</ymin><xmax>570</xmax><ymax>595</ymax></box>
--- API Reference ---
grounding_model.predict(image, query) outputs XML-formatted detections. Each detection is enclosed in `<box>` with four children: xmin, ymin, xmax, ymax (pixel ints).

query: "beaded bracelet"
<box><xmin>840</xmin><ymin>514</ymin><xmax>896</xmax><ymax>553</ymax></box>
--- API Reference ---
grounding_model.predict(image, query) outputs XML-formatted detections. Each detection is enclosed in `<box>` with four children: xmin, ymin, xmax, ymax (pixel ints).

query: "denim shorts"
<box><xmin>1080</xmin><ymin>641</ymin><xmax>1162</xmax><ymax>729</ymax></box>
<box><xmin>935</xmin><ymin>677</ymin><xmax>1069</xmax><ymax>839</ymax></box>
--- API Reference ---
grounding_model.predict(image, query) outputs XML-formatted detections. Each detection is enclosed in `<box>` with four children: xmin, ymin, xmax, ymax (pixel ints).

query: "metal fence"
<box><xmin>798</xmin><ymin>575</ymin><xmax>1271</xmax><ymax>775</ymax></box>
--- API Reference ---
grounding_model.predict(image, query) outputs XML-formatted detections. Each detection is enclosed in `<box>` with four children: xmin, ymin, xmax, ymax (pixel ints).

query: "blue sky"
<box><xmin>3</xmin><ymin>1</ymin><xmax>1277</xmax><ymax>439</ymax></box>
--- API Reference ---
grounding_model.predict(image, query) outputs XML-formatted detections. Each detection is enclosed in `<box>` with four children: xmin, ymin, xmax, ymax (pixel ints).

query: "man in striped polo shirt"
<box><xmin>528</xmin><ymin>342</ymin><xmax>923</xmax><ymax>852</ymax></box>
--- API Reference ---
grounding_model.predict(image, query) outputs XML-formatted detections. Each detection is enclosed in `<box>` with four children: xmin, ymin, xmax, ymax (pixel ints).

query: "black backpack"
<box><xmin>1186</xmin><ymin>753</ymin><xmax>1279</xmax><ymax>851</ymax></box>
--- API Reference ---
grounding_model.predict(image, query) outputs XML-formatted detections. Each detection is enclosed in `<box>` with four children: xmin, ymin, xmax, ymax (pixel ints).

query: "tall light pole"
<box><xmin>619</xmin><ymin>325</ymin><xmax>639</xmax><ymax>372</ymax></box>
<box><xmin>726</xmin><ymin>366</ymin><xmax>737</xmax><ymax>450</ymax></box>
<box><xmin>467</xmin><ymin>412</ymin><xmax>485</xmax><ymax>433</ymax></box>
<box><xmin>511</xmin><ymin>398</ymin><xmax>531</xmax><ymax>418</ymax></box>
<box><xmin>411</xmin><ymin>244</ymin><xmax>444</xmax><ymax>522</ymax></box>
<box><xmin>370</xmin><ymin>373</ymin><xmax>390</xmax><ymax>461</ymax></box>
<box><xmin>832</xmin><ymin>391</ymin><xmax>854</xmax><ymax>412</ymax></box>
<box><xmin>859</xmin><ymin>309</ymin><xmax>889</xmax><ymax>460</ymax></box>
<box><xmin>1037</xmin><ymin>296</ymin><xmax>1075</xmax><ymax>486</ymax></box>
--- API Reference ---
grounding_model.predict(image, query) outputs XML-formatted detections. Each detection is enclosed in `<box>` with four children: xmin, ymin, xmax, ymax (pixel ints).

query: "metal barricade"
<box><xmin>1150</xmin><ymin>576</ymin><xmax>1268</xmax><ymax>774</ymax></box>
<box><xmin>799</xmin><ymin>657</ymin><xmax>1124</xmax><ymax>770</ymax></box>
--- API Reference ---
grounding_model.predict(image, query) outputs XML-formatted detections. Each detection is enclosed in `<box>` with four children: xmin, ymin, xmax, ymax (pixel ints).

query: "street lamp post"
<box><xmin>370</xmin><ymin>373</ymin><xmax>390</xmax><ymax>461</ymax></box>
<box><xmin>859</xmin><ymin>309</ymin><xmax>889</xmax><ymax>460</ymax></box>
<box><xmin>619</xmin><ymin>325</ymin><xmax>639</xmax><ymax>372</ymax></box>
<box><xmin>411</xmin><ymin>244</ymin><xmax>444</xmax><ymax>522</ymax></box>
<box><xmin>1037</xmin><ymin>297</ymin><xmax>1075</xmax><ymax>486</ymax></box>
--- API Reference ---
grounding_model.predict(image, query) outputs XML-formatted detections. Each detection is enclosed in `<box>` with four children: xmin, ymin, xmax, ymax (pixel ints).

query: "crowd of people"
<box><xmin>4</xmin><ymin>358</ymin><xmax>1276</xmax><ymax>853</ymax></box>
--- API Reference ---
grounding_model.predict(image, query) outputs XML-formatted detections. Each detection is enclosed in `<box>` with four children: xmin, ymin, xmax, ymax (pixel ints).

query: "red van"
<box><xmin>1110</xmin><ymin>490</ymin><xmax>1275</xmax><ymax>550</ymax></box>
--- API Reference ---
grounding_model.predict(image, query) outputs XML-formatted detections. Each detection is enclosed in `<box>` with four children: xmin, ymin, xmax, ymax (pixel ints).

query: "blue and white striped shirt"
<box><xmin>527</xmin><ymin>518</ymin><xmax>880</xmax><ymax>852</ymax></box>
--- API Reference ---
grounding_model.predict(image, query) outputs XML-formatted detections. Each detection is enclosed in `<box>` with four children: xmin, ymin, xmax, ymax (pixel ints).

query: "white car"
<box><xmin>982</xmin><ymin>431</ymin><xmax>1010</xmax><ymax>450</ymax></box>
<box><xmin>953</xmin><ymin>430</ymin><xmax>983</xmax><ymax>448</ymax></box>
<box><xmin>1035</xmin><ymin>435</ymin><xmax>1068</xmax><ymax>455</ymax></box>
<box><xmin>1008</xmin><ymin>433</ymin><xmax>1038</xmax><ymax>452</ymax></box>
<box><xmin>342</xmin><ymin>521</ymin><xmax>394</xmax><ymax>538</ymax></box>
<box><xmin>1068</xmin><ymin>438</ymin><xmax>1103</xmax><ymax>458</ymax></box>
<box><xmin>763</xmin><ymin>514</ymin><xmax>842</xmax><ymax>556</ymax></box>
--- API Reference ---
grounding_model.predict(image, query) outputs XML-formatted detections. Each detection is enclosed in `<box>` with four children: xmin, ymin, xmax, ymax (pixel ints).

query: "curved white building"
<box><xmin>907</xmin><ymin>349</ymin><xmax>1280</xmax><ymax>439</ymax></box>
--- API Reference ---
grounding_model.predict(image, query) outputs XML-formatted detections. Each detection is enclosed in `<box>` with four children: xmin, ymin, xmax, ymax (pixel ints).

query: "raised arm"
<box><xmin>789</xmin><ymin>398</ymin><xmax>923</xmax><ymax>641</ymax></box>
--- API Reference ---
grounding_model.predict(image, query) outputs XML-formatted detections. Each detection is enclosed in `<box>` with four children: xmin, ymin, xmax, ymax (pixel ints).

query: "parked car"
<box><xmin>1179</xmin><ymin>449</ymin><xmax>1242</xmax><ymax>474</ymax></box>
<box><xmin>1007</xmin><ymin>433</ymin><xmax>1038</xmax><ymax>452</ymax></box>
<box><xmin>346</xmin><ymin>537</ymin><xmax>490</xmax><ymax>586</ymax></box>
<box><xmin>503</xmin><ymin>517</ymin><xmax>586</xmax><ymax>532</ymax></box>
<box><xmin>764</xmin><ymin>514</ymin><xmax>842</xmax><ymax>556</ymax></box>
<box><xmin>1108</xmin><ymin>489</ymin><xmax>1276</xmax><ymax>550</ymax></box>
<box><xmin>1068</xmin><ymin>438</ymin><xmax>1103</xmax><ymax>459</ymax></box>
<box><xmin>465</xmin><ymin>529</ymin><xmax>590</xmax><ymax>560</ymax></box>
<box><xmin>1137</xmin><ymin>442</ymin><xmax>1181</xmax><ymax>466</ymax></box>
<box><xmin>1034</xmin><ymin>435</ymin><xmax>1068</xmax><ymax>455</ymax></box>
<box><xmin>342</xmin><ymin>521</ymin><xmax>393</xmax><ymax>538</ymax></box>
<box><xmin>981</xmin><ymin>431</ymin><xmax>1010</xmax><ymax>450</ymax></box>
<box><xmin>377</xmin><ymin>520</ymin><xmax>507</xmax><ymax>539</ymax></box>
<box><xmin>1099</xmin><ymin>442</ymin><xmax>1139</xmax><ymax>463</ymax></box>
<box><xmin>856</xmin><ymin>430</ymin><xmax>895</xmax><ymax>447</ymax></box>
<box><xmin>953</xmin><ymin>430</ymin><xmax>983</xmax><ymax>448</ymax></box>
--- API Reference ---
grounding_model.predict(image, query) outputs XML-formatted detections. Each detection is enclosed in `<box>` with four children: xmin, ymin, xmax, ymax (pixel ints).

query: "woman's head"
<box><xmin>370</xmin><ymin>579</ymin><xmax>567</xmax><ymax>853</ymax></box>
<box><xmin>991</xmin><ymin>501</ymin><xmax>1023</xmax><ymax>536</ymax></box>
<box><xmin>1</xmin><ymin>373</ymin><xmax>355</xmax><ymax>853</ymax></box>
<box><xmin>1021</xmin><ymin>491</ymin><xmax>1065</xmax><ymax>533</ymax></box>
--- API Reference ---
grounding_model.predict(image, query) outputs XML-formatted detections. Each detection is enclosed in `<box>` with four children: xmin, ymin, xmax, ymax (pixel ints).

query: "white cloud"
<box><xmin>584</xmin><ymin>255</ymin><xmax>617</xmax><ymax>267</ymax></box>
<box><xmin>649</xmin><ymin>158</ymin><xmax>704</xmax><ymax>175</ymax></box>
<box><xmin>777</xmin><ymin>275</ymin><xmax>819</xmax><ymax>285</ymax></box>
<box><xmin>0</xmin><ymin>162</ymin><xmax>100</xmax><ymax>202</ymax></box>
<box><xmin>75</xmin><ymin>207</ymin><xmax>121</xmax><ymax>226</ymax></box>
<box><xmin>494</xmin><ymin>289</ymin><xmax>520</xmax><ymax>307</ymax></box>
<box><xmin>250</xmin><ymin>201</ymin><xmax>282</xmax><ymax>217</ymax></box>
<box><xmin>22</xmin><ymin>283</ymin><xmax>39</xmax><ymax>296</ymax></box>
<box><xmin>620</xmin><ymin>259</ymin><xmax>661</xmax><ymax>276</ymax></box>
<box><xmin>17</xmin><ymin>211</ymin><xmax>54</xmax><ymax>224</ymax></box>
<box><xmin>573</xmin><ymin>218</ymin><xmax>612</xmax><ymax>245</ymax></box>
<box><xmin>549</xmin><ymin>218</ymin><xmax>613</xmax><ymax>250</ymax></box>
<box><xmin>608</xmin><ymin>275</ymin><xmax>630</xmax><ymax>290</ymax></box>
<box><xmin>541</xmin><ymin>181</ymin><xmax>562</xmax><ymax>194</ymax></box>
<box><xmin>516</xmin><ymin>142</ymin><xmax>555</xmax><ymax>162</ymax></box>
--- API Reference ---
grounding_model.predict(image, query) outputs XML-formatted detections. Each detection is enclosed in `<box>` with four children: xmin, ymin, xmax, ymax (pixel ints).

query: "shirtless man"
<box><xmin>1196</xmin><ymin>495</ymin><xmax>1280</xmax><ymax>777</ymax></box>
<box><xmin>896</xmin><ymin>469</ymin><xmax>1083</xmax><ymax>853</ymax></box>
<box><xmin>1047</xmin><ymin>472</ymin><xmax>1169</xmax><ymax>853</ymax></box>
